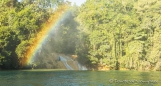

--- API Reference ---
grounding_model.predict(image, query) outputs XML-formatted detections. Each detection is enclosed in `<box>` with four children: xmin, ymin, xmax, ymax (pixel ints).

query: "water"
<box><xmin>59</xmin><ymin>56</ymin><xmax>87</xmax><ymax>70</ymax></box>
<box><xmin>0</xmin><ymin>70</ymin><xmax>160</xmax><ymax>86</ymax></box>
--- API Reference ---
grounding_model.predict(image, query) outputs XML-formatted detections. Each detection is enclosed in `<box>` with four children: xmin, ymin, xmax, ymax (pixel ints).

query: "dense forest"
<box><xmin>0</xmin><ymin>0</ymin><xmax>71</xmax><ymax>69</ymax></box>
<box><xmin>0</xmin><ymin>0</ymin><xmax>161</xmax><ymax>71</ymax></box>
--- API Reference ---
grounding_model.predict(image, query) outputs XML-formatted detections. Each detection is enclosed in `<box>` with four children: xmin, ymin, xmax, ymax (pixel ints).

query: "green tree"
<box><xmin>0</xmin><ymin>0</ymin><xmax>68</xmax><ymax>69</ymax></box>
<box><xmin>76</xmin><ymin>0</ymin><xmax>161</xmax><ymax>70</ymax></box>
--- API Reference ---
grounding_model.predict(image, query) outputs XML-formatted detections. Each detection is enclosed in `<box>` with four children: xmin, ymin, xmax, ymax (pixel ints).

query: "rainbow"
<box><xmin>22</xmin><ymin>5</ymin><xmax>70</xmax><ymax>66</ymax></box>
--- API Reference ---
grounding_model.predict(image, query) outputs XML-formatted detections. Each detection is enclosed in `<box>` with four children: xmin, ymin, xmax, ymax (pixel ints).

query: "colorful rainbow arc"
<box><xmin>22</xmin><ymin>5</ymin><xmax>70</xmax><ymax>66</ymax></box>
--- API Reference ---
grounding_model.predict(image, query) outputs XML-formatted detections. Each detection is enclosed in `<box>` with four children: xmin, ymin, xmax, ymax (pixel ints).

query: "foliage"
<box><xmin>0</xmin><ymin>0</ymin><xmax>68</xmax><ymax>69</ymax></box>
<box><xmin>1</xmin><ymin>0</ymin><xmax>161</xmax><ymax>71</ymax></box>
<box><xmin>76</xmin><ymin>0</ymin><xmax>161</xmax><ymax>70</ymax></box>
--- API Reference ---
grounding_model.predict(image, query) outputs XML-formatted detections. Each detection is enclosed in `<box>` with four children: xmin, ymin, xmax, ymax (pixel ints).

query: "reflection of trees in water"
<box><xmin>139</xmin><ymin>71</ymin><xmax>159</xmax><ymax>85</ymax></box>
<box><xmin>102</xmin><ymin>71</ymin><xmax>156</xmax><ymax>86</ymax></box>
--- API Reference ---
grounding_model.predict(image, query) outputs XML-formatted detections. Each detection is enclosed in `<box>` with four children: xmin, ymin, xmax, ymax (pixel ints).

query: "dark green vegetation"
<box><xmin>0</xmin><ymin>0</ymin><xmax>70</xmax><ymax>69</ymax></box>
<box><xmin>0</xmin><ymin>0</ymin><xmax>161</xmax><ymax>71</ymax></box>
<box><xmin>76</xmin><ymin>0</ymin><xmax>161</xmax><ymax>71</ymax></box>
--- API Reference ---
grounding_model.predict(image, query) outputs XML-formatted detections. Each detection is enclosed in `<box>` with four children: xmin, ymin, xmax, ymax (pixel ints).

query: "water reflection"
<box><xmin>0</xmin><ymin>70</ymin><xmax>160</xmax><ymax>86</ymax></box>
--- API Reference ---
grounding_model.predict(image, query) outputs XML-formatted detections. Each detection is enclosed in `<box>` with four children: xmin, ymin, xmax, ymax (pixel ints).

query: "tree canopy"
<box><xmin>0</xmin><ymin>0</ymin><xmax>70</xmax><ymax>69</ymax></box>
<box><xmin>1</xmin><ymin>0</ymin><xmax>161</xmax><ymax>71</ymax></box>
<box><xmin>75</xmin><ymin>0</ymin><xmax>161</xmax><ymax>70</ymax></box>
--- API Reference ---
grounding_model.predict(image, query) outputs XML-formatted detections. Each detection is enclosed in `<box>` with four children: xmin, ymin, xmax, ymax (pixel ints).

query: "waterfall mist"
<box><xmin>28</xmin><ymin>11</ymin><xmax>87</xmax><ymax>70</ymax></box>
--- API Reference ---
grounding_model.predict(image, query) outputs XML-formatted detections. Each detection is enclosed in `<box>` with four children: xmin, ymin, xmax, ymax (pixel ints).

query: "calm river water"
<box><xmin>0</xmin><ymin>69</ymin><xmax>160</xmax><ymax>86</ymax></box>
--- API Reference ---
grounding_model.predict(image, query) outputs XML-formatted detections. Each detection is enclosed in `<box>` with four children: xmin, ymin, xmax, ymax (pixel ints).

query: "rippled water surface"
<box><xmin>0</xmin><ymin>70</ymin><xmax>160</xmax><ymax>86</ymax></box>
